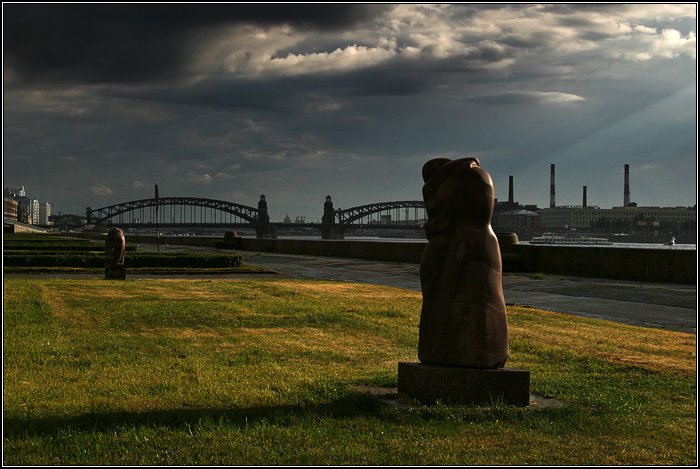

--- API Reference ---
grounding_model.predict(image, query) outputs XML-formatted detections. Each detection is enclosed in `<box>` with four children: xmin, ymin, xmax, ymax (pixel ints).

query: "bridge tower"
<box><xmin>321</xmin><ymin>195</ymin><xmax>344</xmax><ymax>239</ymax></box>
<box><xmin>255</xmin><ymin>194</ymin><xmax>277</xmax><ymax>239</ymax></box>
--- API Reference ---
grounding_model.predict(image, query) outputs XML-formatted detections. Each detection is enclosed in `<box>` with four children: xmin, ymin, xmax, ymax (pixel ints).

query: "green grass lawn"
<box><xmin>3</xmin><ymin>278</ymin><xmax>696</xmax><ymax>465</ymax></box>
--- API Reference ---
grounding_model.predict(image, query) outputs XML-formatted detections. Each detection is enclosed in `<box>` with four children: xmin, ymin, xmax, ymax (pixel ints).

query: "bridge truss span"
<box><xmin>336</xmin><ymin>200</ymin><xmax>426</xmax><ymax>226</ymax></box>
<box><xmin>87</xmin><ymin>197</ymin><xmax>261</xmax><ymax>226</ymax></box>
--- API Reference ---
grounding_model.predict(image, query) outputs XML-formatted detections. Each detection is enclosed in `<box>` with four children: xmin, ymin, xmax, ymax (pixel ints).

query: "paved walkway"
<box><xmin>238</xmin><ymin>251</ymin><xmax>697</xmax><ymax>334</ymax></box>
<box><xmin>11</xmin><ymin>243</ymin><xmax>695</xmax><ymax>333</ymax></box>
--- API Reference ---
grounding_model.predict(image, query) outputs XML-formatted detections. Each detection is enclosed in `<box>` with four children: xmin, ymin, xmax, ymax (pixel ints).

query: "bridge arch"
<box><xmin>87</xmin><ymin>197</ymin><xmax>262</xmax><ymax>225</ymax></box>
<box><xmin>336</xmin><ymin>200</ymin><xmax>425</xmax><ymax>225</ymax></box>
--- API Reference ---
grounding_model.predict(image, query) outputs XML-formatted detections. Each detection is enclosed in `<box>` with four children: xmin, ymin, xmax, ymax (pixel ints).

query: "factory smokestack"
<box><xmin>583</xmin><ymin>186</ymin><xmax>587</xmax><ymax>208</ymax></box>
<box><xmin>549</xmin><ymin>164</ymin><xmax>556</xmax><ymax>208</ymax></box>
<box><xmin>623</xmin><ymin>164</ymin><xmax>631</xmax><ymax>207</ymax></box>
<box><xmin>508</xmin><ymin>175</ymin><xmax>514</xmax><ymax>203</ymax></box>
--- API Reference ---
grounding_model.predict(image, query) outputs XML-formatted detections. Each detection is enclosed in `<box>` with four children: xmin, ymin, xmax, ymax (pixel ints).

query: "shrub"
<box><xmin>3</xmin><ymin>245</ymin><xmax>137</xmax><ymax>252</ymax></box>
<box><xmin>3</xmin><ymin>252</ymin><xmax>242</xmax><ymax>268</ymax></box>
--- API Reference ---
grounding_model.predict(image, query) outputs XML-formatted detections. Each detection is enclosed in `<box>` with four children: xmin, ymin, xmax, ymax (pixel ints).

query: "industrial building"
<box><xmin>494</xmin><ymin>163</ymin><xmax>696</xmax><ymax>238</ymax></box>
<box><xmin>539</xmin><ymin>206</ymin><xmax>697</xmax><ymax>231</ymax></box>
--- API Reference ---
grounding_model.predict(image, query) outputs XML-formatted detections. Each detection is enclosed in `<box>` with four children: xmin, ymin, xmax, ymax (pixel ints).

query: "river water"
<box><xmin>269</xmin><ymin>235</ymin><xmax>696</xmax><ymax>250</ymax></box>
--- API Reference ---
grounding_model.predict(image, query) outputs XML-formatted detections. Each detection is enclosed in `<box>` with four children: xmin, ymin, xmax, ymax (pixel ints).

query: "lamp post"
<box><xmin>155</xmin><ymin>183</ymin><xmax>160</xmax><ymax>252</ymax></box>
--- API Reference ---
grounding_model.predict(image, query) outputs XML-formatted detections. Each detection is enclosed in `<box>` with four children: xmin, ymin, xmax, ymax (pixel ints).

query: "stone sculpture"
<box><xmin>104</xmin><ymin>227</ymin><xmax>126</xmax><ymax>279</ymax></box>
<box><xmin>418</xmin><ymin>157</ymin><xmax>509</xmax><ymax>368</ymax></box>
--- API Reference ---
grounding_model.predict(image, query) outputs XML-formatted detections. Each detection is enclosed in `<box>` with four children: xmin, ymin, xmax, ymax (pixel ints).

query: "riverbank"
<box><xmin>75</xmin><ymin>233</ymin><xmax>696</xmax><ymax>284</ymax></box>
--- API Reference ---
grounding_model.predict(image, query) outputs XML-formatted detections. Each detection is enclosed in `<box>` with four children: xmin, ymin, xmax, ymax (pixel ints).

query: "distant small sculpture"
<box><xmin>104</xmin><ymin>227</ymin><xmax>126</xmax><ymax>280</ymax></box>
<box><xmin>257</xmin><ymin>194</ymin><xmax>270</xmax><ymax>225</ymax></box>
<box><xmin>322</xmin><ymin>195</ymin><xmax>335</xmax><ymax>225</ymax></box>
<box><xmin>418</xmin><ymin>157</ymin><xmax>509</xmax><ymax>368</ymax></box>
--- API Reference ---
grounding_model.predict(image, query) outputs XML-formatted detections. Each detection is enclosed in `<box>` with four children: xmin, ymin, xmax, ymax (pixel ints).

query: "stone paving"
<box><xmin>237</xmin><ymin>251</ymin><xmax>696</xmax><ymax>333</ymax></box>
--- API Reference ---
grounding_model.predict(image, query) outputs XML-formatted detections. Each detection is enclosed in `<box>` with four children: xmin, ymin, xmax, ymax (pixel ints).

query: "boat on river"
<box><xmin>529</xmin><ymin>232</ymin><xmax>613</xmax><ymax>246</ymax></box>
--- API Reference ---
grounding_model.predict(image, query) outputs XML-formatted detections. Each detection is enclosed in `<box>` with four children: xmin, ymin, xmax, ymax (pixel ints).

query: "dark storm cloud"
<box><xmin>338</xmin><ymin>58</ymin><xmax>443</xmax><ymax>96</ymax></box>
<box><xmin>113</xmin><ymin>78</ymin><xmax>305</xmax><ymax>114</ymax></box>
<box><xmin>105</xmin><ymin>58</ymin><xmax>439</xmax><ymax>114</ymax></box>
<box><xmin>3</xmin><ymin>4</ymin><xmax>696</xmax><ymax>216</ymax></box>
<box><xmin>4</xmin><ymin>3</ymin><xmax>386</xmax><ymax>85</ymax></box>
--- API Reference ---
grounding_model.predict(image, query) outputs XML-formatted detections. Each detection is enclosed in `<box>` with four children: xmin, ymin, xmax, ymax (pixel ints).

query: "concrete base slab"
<box><xmin>398</xmin><ymin>362</ymin><xmax>530</xmax><ymax>407</ymax></box>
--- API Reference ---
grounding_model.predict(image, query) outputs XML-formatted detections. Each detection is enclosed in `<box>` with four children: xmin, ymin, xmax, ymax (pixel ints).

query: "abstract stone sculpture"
<box><xmin>418</xmin><ymin>157</ymin><xmax>509</xmax><ymax>368</ymax></box>
<box><xmin>104</xmin><ymin>227</ymin><xmax>126</xmax><ymax>280</ymax></box>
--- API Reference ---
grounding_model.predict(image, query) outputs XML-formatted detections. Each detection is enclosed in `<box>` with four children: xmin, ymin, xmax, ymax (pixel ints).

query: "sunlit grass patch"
<box><xmin>3</xmin><ymin>278</ymin><xmax>696</xmax><ymax>465</ymax></box>
<box><xmin>507</xmin><ymin>305</ymin><xmax>696</xmax><ymax>375</ymax></box>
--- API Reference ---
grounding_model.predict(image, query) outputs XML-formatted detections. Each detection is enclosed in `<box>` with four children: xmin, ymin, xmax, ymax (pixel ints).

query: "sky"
<box><xmin>3</xmin><ymin>3</ymin><xmax>697</xmax><ymax>221</ymax></box>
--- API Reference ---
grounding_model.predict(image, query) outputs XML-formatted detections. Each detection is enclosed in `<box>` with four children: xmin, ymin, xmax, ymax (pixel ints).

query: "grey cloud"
<box><xmin>498</xmin><ymin>31</ymin><xmax>555</xmax><ymax>49</ymax></box>
<box><xmin>464</xmin><ymin>91</ymin><xmax>584</xmax><ymax>106</ymax></box>
<box><xmin>106</xmin><ymin>58</ymin><xmax>436</xmax><ymax>110</ymax></box>
<box><xmin>461</xmin><ymin>41</ymin><xmax>515</xmax><ymax>63</ymax></box>
<box><xmin>535</xmin><ymin>4</ymin><xmax>621</xmax><ymax>15</ymax></box>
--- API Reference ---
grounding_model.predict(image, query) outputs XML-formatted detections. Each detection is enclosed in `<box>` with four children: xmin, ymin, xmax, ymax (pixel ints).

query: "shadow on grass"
<box><xmin>5</xmin><ymin>390</ymin><xmax>577</xmax><ymax>440</ymax></box>
<box><xmin>3</xmin><ymin>393</ymin><xmax>386</xmax><ymax>438</ymax></box>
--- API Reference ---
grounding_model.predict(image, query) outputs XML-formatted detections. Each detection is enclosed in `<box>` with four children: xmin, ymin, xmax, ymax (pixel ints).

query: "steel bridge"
<box><xmin>86</xmin><ymin>196</ymin><xmax>426</xmax><ymax>238</ymax></box>
<box><xmin>86</xmin><ymin>197</ymin><xmax>263</xmax><ymax>227</ymax></box>
<box><xmin>334</xmin><ymin>200</ymin><xmax>425</xmax><ymax>226</ymax></box>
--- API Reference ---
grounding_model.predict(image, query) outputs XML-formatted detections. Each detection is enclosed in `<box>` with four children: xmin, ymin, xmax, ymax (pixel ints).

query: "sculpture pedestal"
<box><xmin>398</xmin><ymin>362</ymin><xmax>530</xmax><ymax>406</ymax></box>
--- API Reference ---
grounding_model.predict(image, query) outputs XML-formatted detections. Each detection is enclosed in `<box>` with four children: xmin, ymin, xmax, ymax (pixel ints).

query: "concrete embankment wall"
<box><xmin>119</xmin><ymin>234</ymin><xmax>223</xmax><ymax>247</ymax></box>
<box><xmin>77</xmin><ymin>233</ymin><xmax>428</xmax><ymax>262</ymax></box>
<box><xmin>239</xmin><ymin>238</ymin><xmax>427</xmax><ymax>264</ymax></box>
<box><xmin>512</xmin><ymin>244</ymin><xmax>695</xmax><ymax>284</ymax></box>
<box><xmin>236</xmin><ymin>238</ymin><xmax>696</xmax><ymax>284</ymax></box>
<box><xmin>77</xmin><ymin>233</ymin><xmax>696</xmax><ymax>284</ymax></box>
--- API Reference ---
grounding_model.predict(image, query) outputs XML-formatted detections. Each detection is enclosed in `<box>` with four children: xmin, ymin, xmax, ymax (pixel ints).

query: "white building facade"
<box><xmin>17</xmin><ymin>198</ymin><xmax>40</xmax><ymax>225</ymax></box>
<box><xmin>39</xmin><ymin>202</ymin><xmax>52</xmax><ymax>226</ymax></box>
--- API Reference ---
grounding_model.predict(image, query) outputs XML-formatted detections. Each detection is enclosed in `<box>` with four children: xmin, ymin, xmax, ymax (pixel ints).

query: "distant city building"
<box><xmin>49</xmin><ymin>213</ymin><xmax>87</xmax><ymax>229</ymax></box>
<box><xmin>283</xmin><ymin>214</ymin><xmax>292</xmax><ymax>223</ymax></box>
<box><xmin>17</xmin><ymin>198</ymin><xmax>40</xmax><ymax>225</ymax></box>
<box><xmin>4</xmin><ymin>197</ymin><xmax>18</xmax><ymax>220</ymax></box>
<box><xmin>4</xmin><ymin>186</ymin><xmax>26</xmax><ymax>199</ymax></box>
<box><xmin>39</xmin><ymin>202</ymin><xmax>53</xmax><ymax>226</ymax></box>
<box><xmin>3</xmin><ymin>186</ymin><xmax>56</xmax><ymax>226</ymax></box>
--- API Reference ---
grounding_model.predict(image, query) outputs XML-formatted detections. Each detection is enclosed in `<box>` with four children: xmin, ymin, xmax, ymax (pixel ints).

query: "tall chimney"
<box><xmin>623</xmin><ymin>164</ymin><xmax>630</xmax><ymax>207</ymax></box>
<box><xmin>583</xmin><ymin>186</ymin><xmax>587</xmax><ymax>208</ymax></box>
<box><xmin>549</xmin><ymin>164</ymin><xmax>556</xmax><ymax>208</ymax></box>
<box><xmin>508</xmin><ymin>175</ymin><xmax>514</xmax><ymax>203</ymax></box>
